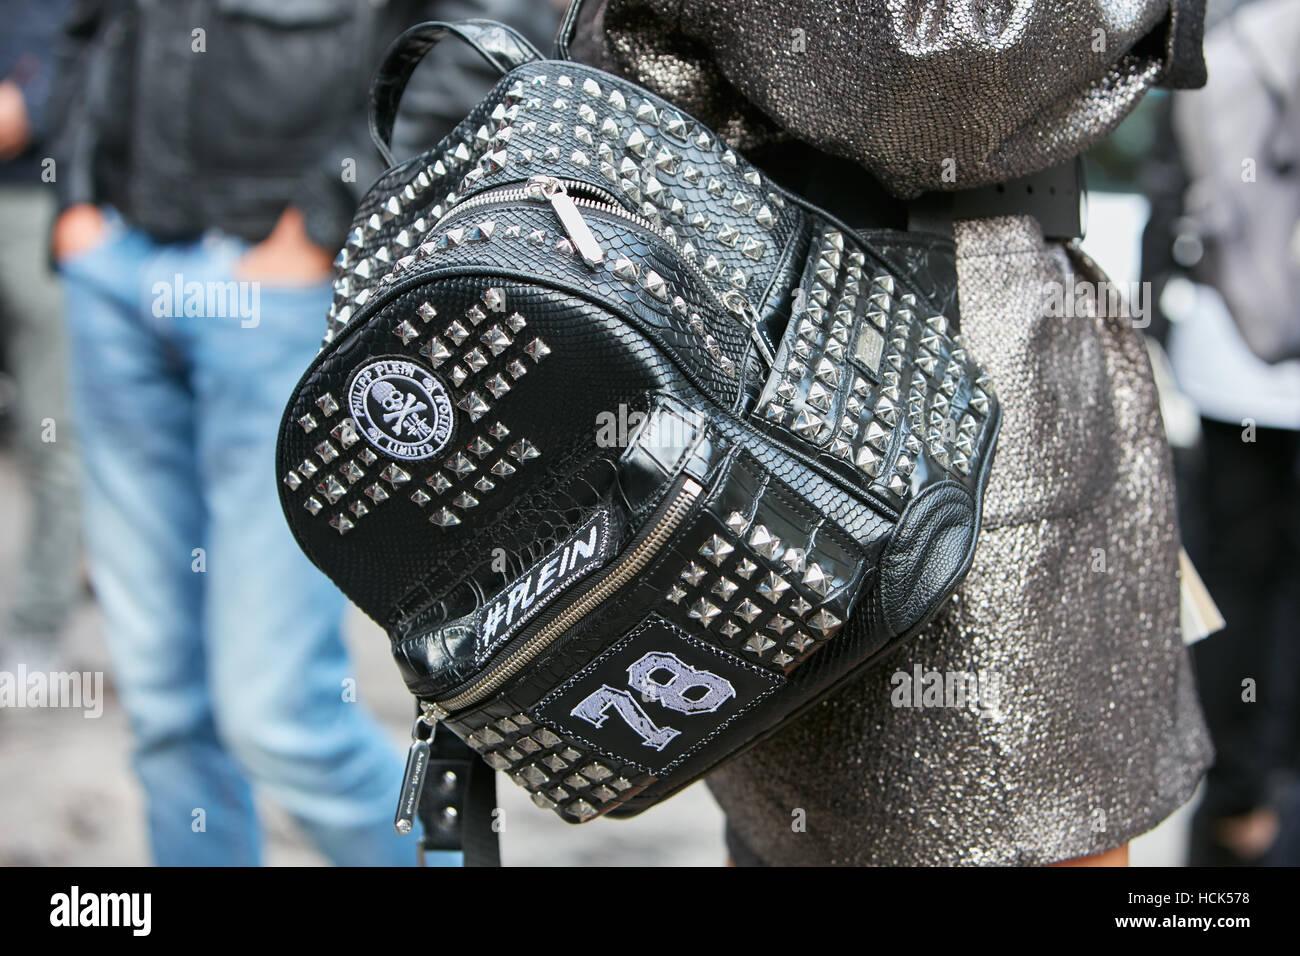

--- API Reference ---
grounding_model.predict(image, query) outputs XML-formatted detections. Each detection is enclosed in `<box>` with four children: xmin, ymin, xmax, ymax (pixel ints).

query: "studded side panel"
<box><xmin>652</xmin><ymin>451</ymin><xmax>865</xmax><ymax>674</ymax></box>
<box><xmin>756</xmin><ymin>224</ymin><xmax>997</xmax><ymax>508</ymax></box>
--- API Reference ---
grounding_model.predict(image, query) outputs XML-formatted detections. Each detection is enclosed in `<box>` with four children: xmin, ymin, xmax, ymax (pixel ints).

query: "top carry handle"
<box><xmin>368</xmin><ymin>18</ymin><xmax>545</xmax><ymax>167</ymax></box>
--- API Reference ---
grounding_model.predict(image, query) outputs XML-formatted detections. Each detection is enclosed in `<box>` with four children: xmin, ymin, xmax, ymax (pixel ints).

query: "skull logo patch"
<box><xmin>348</xmin><ymin>357</ymin><xmax>454</xmax><ymax>461</ymax></box>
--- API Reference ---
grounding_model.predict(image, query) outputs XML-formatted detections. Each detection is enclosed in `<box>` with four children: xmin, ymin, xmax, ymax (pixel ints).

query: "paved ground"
<box><xmin>0</xmin><ymin>450</ymin><xmax>1193</xmax><ymax>866</ymax></box>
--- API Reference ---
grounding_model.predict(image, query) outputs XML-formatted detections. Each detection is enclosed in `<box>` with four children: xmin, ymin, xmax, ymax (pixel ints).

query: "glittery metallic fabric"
<box><xmin>570</xmin><ymin>0</ymin><xmax>1203</xmax><ymax>195</ymax></box>
<box><xmin>705</xmin><ymin>217</ymin><xmax>1213</xmax><ymax>865</ymax></box>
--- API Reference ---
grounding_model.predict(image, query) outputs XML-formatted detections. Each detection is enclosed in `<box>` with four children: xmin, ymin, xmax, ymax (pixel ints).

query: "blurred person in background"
<box><xmin>1143</xmin><ymin>0</ymin><xmax>1300</xmax><ymax>866</ymax></box>
<box><xmin>0</xmin><ymin>0</ymin><xmax>81</xmax><ymax>675</ymax></box>
<box><xmin>44</xmin><ymin>0</ymin><xmax>554</xmax><ymax>866</ymax></box>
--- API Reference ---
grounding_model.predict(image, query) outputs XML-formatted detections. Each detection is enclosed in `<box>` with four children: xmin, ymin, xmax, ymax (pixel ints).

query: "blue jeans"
<box><xmin>59</xmin><ymin>213</ymin><xmax>419</xmax><ymax>866</ymax></box>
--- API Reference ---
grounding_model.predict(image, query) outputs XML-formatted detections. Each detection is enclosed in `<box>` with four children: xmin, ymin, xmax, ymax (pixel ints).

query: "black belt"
<box><xmin>908</xmin><ymin>157</ymin><xmax>1087</xmax><ymax>241</ymax></box>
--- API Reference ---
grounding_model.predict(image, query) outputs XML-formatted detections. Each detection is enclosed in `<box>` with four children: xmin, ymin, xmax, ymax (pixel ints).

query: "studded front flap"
<box><xmin>276</xmin><ymin>22</ymin><xmax>1002</xmax><ymax>828</ymax></box>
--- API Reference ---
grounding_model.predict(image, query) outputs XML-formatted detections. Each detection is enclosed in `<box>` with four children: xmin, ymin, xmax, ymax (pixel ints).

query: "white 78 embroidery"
<box><xmin>570</xmin><ymin>651</ymin><xmax>736</xmax><ymax>751</ymax></box>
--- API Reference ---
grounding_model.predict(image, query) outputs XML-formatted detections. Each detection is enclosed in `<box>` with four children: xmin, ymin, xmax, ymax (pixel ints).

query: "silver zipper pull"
<box><xmin>527</xmin><ymin>176</ymin><xmax>605</xmax><ymax>267</ymax></box>
<box><xmin>394</xmin><ymin>711</ymin><xmax>437</xmax><ymax>835</ymax></box>
<box><xmin>723</xmin><ymin>291</ymin><xmax>776</xmax><ymax>368</ymax></box>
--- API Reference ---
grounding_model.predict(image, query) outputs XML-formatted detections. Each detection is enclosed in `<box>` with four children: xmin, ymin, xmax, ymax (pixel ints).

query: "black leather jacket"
<box><xmin>48</xmin><ymin>0</ymin><xmax>556</xmax><ymax>251</ymax></box>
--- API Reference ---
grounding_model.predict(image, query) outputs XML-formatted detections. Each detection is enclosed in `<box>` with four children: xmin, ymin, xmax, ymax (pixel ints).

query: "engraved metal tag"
<box><xmin>853</xmin><ymin>325</ymin><xmax>885</xmax><ymax>375</ymax></box>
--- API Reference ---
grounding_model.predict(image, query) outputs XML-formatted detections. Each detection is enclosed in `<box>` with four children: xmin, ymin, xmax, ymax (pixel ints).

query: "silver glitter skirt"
<box><xmin>706</xmin><ymin>217</ymin><xmax>1213</xmax><ymax>865</ymax></box>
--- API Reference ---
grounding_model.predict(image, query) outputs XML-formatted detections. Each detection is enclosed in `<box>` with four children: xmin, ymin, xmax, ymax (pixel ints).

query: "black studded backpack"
<box><xmin>276</xmin><ymin>19</ymin><xmax>1001</xmax><ymax>854</ymax></box>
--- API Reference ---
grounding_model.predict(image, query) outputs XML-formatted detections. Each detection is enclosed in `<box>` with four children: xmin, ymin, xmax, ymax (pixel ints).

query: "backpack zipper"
<box><xmin>421</xmin><ymin>475</ymin><xmax>702</xmax><ymax>719</ymax></box>
<box><xmin>394</xmin><ymin>474</ymin><xmax>701</xmax><ymax>828</ymax></box>
<box><xmin>433</xmin><ymin>176</ymin><xmax>775</xmax><ymax>367</ymax></box>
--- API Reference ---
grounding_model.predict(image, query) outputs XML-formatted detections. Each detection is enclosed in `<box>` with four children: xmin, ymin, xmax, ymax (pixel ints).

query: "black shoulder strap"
<box><xmin>416</xmin><ymin>712</ymin><xmax>501</xmax><ymax>867</ymax></box>
<box><xmin>369</xmin><ymin>18</ymin><xmax>544</xmax><ymax>167</ymax></box>
<box><xmin>555</xmin><ymin>0</ymin><xmax>588</xmax><ymax>60</ymax></box>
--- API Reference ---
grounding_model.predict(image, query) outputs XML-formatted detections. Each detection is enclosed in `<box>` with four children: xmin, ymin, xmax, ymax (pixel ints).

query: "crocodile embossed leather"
<box><xmin>276</xmin><ymin>20</ymin><xmax>1001</xmax><ymax>825</ymax></box>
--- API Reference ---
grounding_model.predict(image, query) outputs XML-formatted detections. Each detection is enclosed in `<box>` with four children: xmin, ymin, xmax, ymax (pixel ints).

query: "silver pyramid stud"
<box><xmin>418</xmin><ymin>338</ymin><xmax>452</xmax><ymax>366</ymax></box>
<box><xmin>508</xmin><ymin>439</ymin><xmax>540</xmax><ymax>462</ymax></box>
<box><xmin>748</xmin><ymin>524</ymin><xmax>781</xmax><ymax>559</ymax></box>
<box><xmin>681</xmin><ymin>562</ymin><xmax>708</xmax><ymax>586</ymax></box>
<box><xmin>767</xmin><ymin>615</ymin><xmax>794</xmax><ymax>635</ymax></box>
<box><xmin>807</xmin><ymin>609</ymin><xmax>842</xmax><ymax>637</ymax></box>
<box><xmin>643</xmin><ymin>270</ymin><xmax>669</xmax><ymax>301</ymax></box>
<box><xmin>788</xmin><ymin>632</ymin><xmax>815</xmax><ymax>652</ymax></box>
<box><xmin>803</xmin><ymin>562</ymin><xmax>832</xmax><ymax>597</ymax></box>
<box><xmin>327</xmin><ymin>418</ymin><xmax>358</xmax><ymax>447</ymax></box>
<box><xmin>456</xmin><ymin>391</ymin><xmax>490</xmax><ymax>421</ymax></box>
<box><xmin>688</xmin><ymin>599</ymin><xmax>721</xmax><ymax>627</ymax></box>
<box><xmin>856</xmin><ymin>446</ymin><xmax>882</xmax><ymax>477</ymax></box>
<box><xmin>626</xmin><ymin>128</ymin><xmax>650</xmax><ymax>156</ymax></box>
<box><xmin>430</xmin><ymin>507</ymin><xmax>460</xmax><ymax>528</ymax></box>
<box><xmin>698</xmin><ymin>534</ymin><xmax>735</xmax><ymax>566</ymax></box>
<box><xmin>481</xmin><ymin>325</ymin><xmax>512</xmax><ymax>355</ymax></box>
<box><xmin>756</xmin><ymin>571</ymin><xmax>791</xmax><ymax>602</ymax></box>
<box><xmin>712</xmin><ymin>577</ymin><xmax>739</xmax><ymax>601</ymax></box>
<box><xmin>611</xmin><ymin>257</ymin><xmax>639</xmax><ymax>282</ymax></box>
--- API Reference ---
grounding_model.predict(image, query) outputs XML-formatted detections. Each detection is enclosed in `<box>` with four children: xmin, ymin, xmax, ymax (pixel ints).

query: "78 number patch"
<box><xmin>535</xmin><ymin>617</ymin><xmax>780</xmax><ymax>775</ymax></box>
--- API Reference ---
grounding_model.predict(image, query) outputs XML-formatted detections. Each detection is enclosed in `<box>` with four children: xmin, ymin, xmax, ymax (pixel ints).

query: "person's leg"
<box><xmin>0</xmin><ymin>186</ymin><xmax>81</xmax><ymax>663</ymax></box>
<box><xmin>1184</xmin><ymin>417</ymin><xmax>1293</xmax><ymax>863</ymax></box>
<box><xmin>59</xmin><ymin>220</ymin><xmax>260</xmax><ymax>865</ymax></box>
<box><xmin>190</xmin><ymin>236</ymin><xmax>415</xmax><ymax>866</ymax></box>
